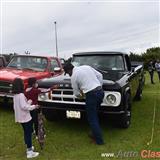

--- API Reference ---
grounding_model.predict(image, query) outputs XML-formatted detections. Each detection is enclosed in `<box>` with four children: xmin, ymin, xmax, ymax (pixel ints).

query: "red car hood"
<box><xmin>0</xmin><ymin>68</ymin><xmax>50</xmax><ymax>82</ymax></box>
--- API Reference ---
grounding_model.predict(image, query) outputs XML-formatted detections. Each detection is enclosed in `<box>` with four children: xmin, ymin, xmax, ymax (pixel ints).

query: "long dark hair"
<box><xmin>28</xmin><ymin>77</ymin><xmax>37</xmax><ymax>87</ymax></box>
<box><xmin>12</xmin><ymin>78</ymin><xmax>24</xmax><ymax>94</ymax></box>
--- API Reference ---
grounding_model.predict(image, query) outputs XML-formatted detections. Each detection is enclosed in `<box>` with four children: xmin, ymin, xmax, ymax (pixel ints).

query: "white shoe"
<box><xmin>27</xmin><ymin>150</ymin><xmax>39</xmax><ymax>159</ymax></box>
<box><xmin>27</xmin><ymin>146</ymin><xmax>34</xmax><ymax>151</ymax></box>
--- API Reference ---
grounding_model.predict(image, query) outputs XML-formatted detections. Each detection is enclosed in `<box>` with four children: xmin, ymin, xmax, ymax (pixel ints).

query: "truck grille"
<box><xmin>0</xmin><ymin>81</ymin><xmax>12</xmax><ymax>93</ymax></box>
<box><xmin>51</xmin><ymin>89</ymin><xmax>85</xmax><ymax>103</ymax></box>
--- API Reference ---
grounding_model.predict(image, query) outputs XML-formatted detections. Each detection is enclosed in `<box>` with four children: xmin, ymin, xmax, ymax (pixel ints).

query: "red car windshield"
<box><xmin>7</xmin><ymin>56</ymin><xmax>48</xmax><ymax>72</ymax></box>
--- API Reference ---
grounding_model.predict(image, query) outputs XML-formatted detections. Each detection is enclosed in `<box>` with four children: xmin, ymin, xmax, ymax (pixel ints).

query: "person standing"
<box><xmin>25</xmin><ymin>77</ymin><xmax>42</xmax><ymax>139</ymax></box>
<box><xmin>25</xmin><ymin>77</ymin><xmax>56</xmax><ymax>139</ymax></box>
<box><xmin>63</xmin><ymin>62</ymin><xmax>104</xmax><ymax>145</ymax></box>
<box><xmin>148</xmin><ymin>60</ymin><xmax>155</xmax><ymax>84</ymax></box>
<box><xmin>155</xmin><ymin>59</ymin><xmax>160</xmax><ymax>82</ymax></box>
<box><xmin>12</xmin><ymin>78</ymin><xmax>39</xmax><ymax>159</ymax></box>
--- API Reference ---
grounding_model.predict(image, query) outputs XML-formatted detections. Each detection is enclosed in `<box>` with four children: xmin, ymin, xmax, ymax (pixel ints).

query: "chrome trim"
<box><xmin>38</xmin><ymin>89</ymin><xmax>121</xmax><ymax>107</ymax></box>
<box><xmin>0</xmin><ymin>93</ymin><xmax>13</xmax><ymax>98</ymax></box>
<box><xmin>103</xmin><ymin>91</ymin><xmax>121</xmax><ymax>107</ymax></box>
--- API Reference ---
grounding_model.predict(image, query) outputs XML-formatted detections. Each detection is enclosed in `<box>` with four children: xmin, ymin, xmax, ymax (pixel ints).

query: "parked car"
<box><xmin>0</xmin><ymin>56</ymin><xmax>7</xmax><ymax>68</ymax></box>
<box><xmin>131</xmin><ymin>61</ymin><xmax>145</xmax><ymax>89</ymax></box>
<box><xmin>38</xmin><ymin>52</ymin><xmax>144</xmax><ymax>128</ymax></box>
<box><xmin>0</xmin><ymin>54</ymin><xmax>63</xmax><ymax>102</ymax></box>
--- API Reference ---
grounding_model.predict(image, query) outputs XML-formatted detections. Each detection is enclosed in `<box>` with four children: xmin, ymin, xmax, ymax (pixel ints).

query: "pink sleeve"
<box><xmin>19</xmin><ymin>94</ymin><xmax>36</xmax><ymax>111</ymax></box>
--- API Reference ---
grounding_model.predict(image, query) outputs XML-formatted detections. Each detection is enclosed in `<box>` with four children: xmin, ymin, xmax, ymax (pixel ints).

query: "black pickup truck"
<box><xmin>38</xmin><ymin>52</ymin><xmax>145</xmax><ymax>128</ymax></box>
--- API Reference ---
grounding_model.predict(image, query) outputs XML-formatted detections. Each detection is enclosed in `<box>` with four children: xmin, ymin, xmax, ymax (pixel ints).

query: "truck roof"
<box><xmin>73</xmin><ymin>51</ymin><xmax>127</xmax><ymax>56</ymax></box>
<box><xmin>12</xmin><ymin>54</ymin><xmax>55</xmax><ymax>59</ymax></box>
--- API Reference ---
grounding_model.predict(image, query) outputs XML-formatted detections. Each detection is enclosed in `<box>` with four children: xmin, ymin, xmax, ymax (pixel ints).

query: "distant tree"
<box><xmin>25</xmin><ymin>51</ymin><xmax>30</xmax><ymax>55</ymax></box>
<box><xmin>129</xmin><ymin>52</ymin><xmax>142</xmax><ymax>61</ymax></box>
<box><xmin>129</xmin><ymin>47</ymin><xmax>160</xmax><ymax>69</ymax></box>
<box><xmin>142</xmin><ymin>47</ymin><xmax>160</xmax><ymax>69</ymax></box>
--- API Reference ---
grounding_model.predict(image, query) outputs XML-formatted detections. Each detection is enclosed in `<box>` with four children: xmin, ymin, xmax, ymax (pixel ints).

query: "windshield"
<box><xmin>7</xmin><ymin>56</ymin><xmax>48</xmax><ymax>71</ymax></box>
<box><xmin>72</xmin><ymin>55</ymin><xmax>125</xmax><ymax>71</ymax></box>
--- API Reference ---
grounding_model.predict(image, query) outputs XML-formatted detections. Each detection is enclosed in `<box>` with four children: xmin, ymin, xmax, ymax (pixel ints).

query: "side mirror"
<box><xmin>54</xmin><ymin>67</ymin><xmax>61</xmax><ymax>72</ymax></box>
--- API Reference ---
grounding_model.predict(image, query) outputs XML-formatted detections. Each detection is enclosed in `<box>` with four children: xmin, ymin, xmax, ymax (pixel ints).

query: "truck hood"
<box><xmin>0</xmin><ymin>68</ymin><xmax>49</xmax><ymax>81</ymax></box>
<box><xmin>38</xmin><ymin>73</ymin><xmax>121</xmax><ymax>90</ymax></box>
<box><xmin>100</xmin><ymin>71</ymin><xmax>126</xmax><ymax>81</ymax></box>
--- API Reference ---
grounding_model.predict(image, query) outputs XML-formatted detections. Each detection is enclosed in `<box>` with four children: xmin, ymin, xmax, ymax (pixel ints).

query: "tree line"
<box><xmin>129</xmin><ymin>47</ymin><xmax>160</xmax><ymax>69</ymax></box>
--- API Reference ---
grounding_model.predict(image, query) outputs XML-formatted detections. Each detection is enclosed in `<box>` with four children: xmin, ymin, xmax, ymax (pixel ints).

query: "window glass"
<box><xmin>7</xmin><ymin>56</ymin><xmax>48</xmax><ymax>71</ymax></box>
<box><xmin>72</xmin><ymin>55</ymin><xmax>124</xmax><ymax>71</ymax></box>
<box><xmin>50</xmin><ymin>59</ymin><xmax>59</xmax><ymax>71</ymax></box>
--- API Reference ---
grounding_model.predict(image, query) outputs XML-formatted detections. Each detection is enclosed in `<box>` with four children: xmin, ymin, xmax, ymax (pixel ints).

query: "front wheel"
<box><xmin>117</xmin><ymin>93</ymin><xmax>131</xmax><ymax>128</ymax></box>
<box><xmin>135</xmin><ymin>89</ymin><xmax>142</xmax><ymax>101</ymax></box>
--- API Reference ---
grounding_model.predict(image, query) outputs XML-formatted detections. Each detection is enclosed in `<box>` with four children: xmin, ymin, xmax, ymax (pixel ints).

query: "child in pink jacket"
<box><xmin>12</xmin><ymin>78</ymin><xmax>39</xmax><ymax>159</ymax></box>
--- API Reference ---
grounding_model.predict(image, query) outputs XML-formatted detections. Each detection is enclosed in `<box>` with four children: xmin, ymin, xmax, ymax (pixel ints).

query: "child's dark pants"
<box><xmin>21</xmin><ymin>120</ymin><xmax>32</xmax><ymax>149</ymax></box>
<box><xmin>30</xmin><ymin>110</ymin><xmax>38</xmax><ymax>136</ymax></box>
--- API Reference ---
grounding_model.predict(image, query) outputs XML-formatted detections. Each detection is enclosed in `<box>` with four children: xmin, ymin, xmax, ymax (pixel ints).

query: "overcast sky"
<box><xmin>0</xmin><ymin>0</ymin><xmax>159</xmax><ymax>58</ymax></box>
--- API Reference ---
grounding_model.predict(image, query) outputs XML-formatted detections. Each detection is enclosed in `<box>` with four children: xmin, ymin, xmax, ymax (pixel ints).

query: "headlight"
<box><xmin>38</xmin><ymin>93</ymin><xmax>48</xmax><ymax>101</ymax></box>
<box><xmin>106</xmin><ymin>94</ymin><xmax>116</xmax><ymax>104</ymax></box>
<box><xmin>103</xmin><ymin>92</ymin><xmax>121</xmax><ymax>107</ymax></box>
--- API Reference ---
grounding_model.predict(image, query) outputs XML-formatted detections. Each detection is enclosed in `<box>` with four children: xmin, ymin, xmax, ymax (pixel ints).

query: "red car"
<box><xmin>0</xmin><ymin>54</ymin><xmax>63</xmax><ymax>99</ymax></box>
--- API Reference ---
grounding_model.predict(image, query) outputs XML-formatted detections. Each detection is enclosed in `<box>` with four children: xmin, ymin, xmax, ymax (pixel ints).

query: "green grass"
<box><xmin>0</xmin><ymin>73</ymin><xmax>160</xmax><ymax>160</ymax></box>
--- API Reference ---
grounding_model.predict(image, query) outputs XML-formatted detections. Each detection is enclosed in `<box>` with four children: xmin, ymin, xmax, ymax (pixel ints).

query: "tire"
<box><xmin>135</xmin><ymin>85</ymin><xmax>142</xmax><ymax>101</ymax></box>
<box><xmin>1</xmin><ymin>97</ymin><xmax>10</xmax><ymax>108</ymax></box>
<box><xmin>42</xmin><ymin>109</ymin><xmax>61</xmax><ymax>121</ymax></box>
<box><xmin>118</xmin><ymin>93</ymin><xmax>131</xmax><ymax>128</ymax></box>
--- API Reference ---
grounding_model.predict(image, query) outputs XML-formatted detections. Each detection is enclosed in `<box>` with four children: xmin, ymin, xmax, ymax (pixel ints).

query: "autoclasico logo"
<box><xmin>101</xmin><ymin>149</ymin><xmax>160</xmax><ymax>158</ymax></box>
<box><xmin>141</xmin><ymin>150</ymin><xmax>160</xmax><ymax>158</ymax></box>
<box><xmin>101</xmin><ymin>150</ymin><xmax>138</xmax><ymax>158</ymax></box>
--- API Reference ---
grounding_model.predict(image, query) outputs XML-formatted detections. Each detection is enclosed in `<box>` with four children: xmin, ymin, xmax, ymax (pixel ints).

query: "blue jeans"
<box><xmin>30</xmin><ymin>110</ymin><xmax>38</xmax><ymax>136</ymax></box>
<box><xmin>85</xmin><ymin>89</ymin><xmax>104</xmax><ymax>144</ymax></box>
<box><xmin>21</xmin><ymin>120</ymin><xmax>32</xmax><ymax>149</ymax></box>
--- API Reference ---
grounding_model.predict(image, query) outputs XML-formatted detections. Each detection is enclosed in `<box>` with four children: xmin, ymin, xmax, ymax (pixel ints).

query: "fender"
<box><xmin>124</xmin><ymin>86</ymin><xmax>131</xmax><ymax>96</ymax></box>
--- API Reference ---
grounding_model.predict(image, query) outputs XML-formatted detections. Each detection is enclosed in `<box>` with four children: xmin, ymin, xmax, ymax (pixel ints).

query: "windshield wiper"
<box><xmin>7</xmin><ymin>66</ymin><xmax>18</xmax><ymax>68</ymax></box>
<box><xmin>94</xmin><ymin>68</ymin><xmax>108</xmax><ymax>74</ymax></box>
<box><xmin>22</xmin><ymin>68</ymin><xmax>35</xmax><ymax>71</ymax></box>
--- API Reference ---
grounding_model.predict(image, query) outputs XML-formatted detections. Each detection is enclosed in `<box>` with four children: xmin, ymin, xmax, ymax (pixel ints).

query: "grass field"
<box><xmin>0</xmin><ymin>73</ymin><xmax>160</xmax><ymax>160</ymax></box>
